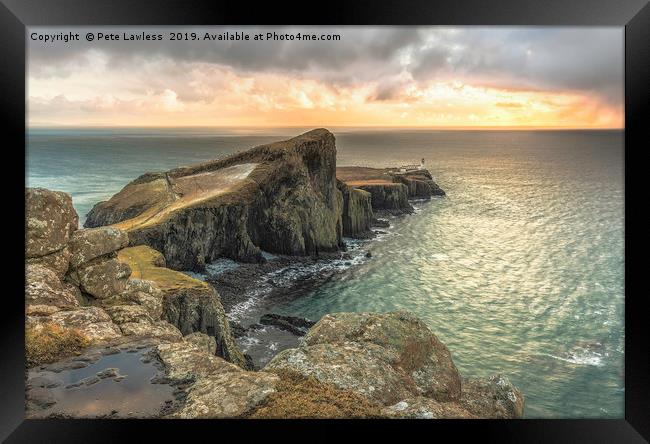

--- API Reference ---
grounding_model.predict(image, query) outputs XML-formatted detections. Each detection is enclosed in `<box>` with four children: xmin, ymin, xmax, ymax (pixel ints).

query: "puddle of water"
<box><xmin>27</xmin><ymin>345</ymin><xmax>178</xmax><ymax>418</ymax></box>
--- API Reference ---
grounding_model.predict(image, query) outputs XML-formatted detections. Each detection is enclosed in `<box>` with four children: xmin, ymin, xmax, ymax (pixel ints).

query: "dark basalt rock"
<box><xmin>372</xmin><ymin>218</ymin><xmax>390</xmax><ymax>228</ymax></box>
<box><xmin>336</xmin><ymin>166</ymin><xmax>445</xmax><ymax>215</ymax></box>
<box><xmin>337</xmin><ymin>179</ymin><xmax>374</xmax><ymax>238</ymax></box>
<box><xmin>259</xmin><ymin>313</ymin><xmax>316</xmax><ymax>336</ymax></box>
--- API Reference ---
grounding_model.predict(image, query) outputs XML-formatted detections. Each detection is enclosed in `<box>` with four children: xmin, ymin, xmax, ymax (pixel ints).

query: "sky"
<box><xmin>27</xmin><ymin>26</ymin><xmax>624</xmax><ymax>128</ymax></box>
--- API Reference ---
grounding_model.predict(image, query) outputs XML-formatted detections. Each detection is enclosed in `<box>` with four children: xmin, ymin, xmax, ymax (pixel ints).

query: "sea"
<box><xmin>26</xmin><ymin>127</ymin><xmax>625</xmax><ymax>418</ymax></box>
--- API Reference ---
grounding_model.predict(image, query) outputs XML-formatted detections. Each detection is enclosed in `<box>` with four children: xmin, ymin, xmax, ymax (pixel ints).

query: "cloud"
<box><xmin>27</xmin><ymin>26</ymin><xmax>624</xmax><ymax>127</ymax></box>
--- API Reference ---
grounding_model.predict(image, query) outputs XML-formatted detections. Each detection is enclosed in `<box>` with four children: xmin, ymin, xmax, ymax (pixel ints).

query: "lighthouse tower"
<box><xmin>419</xmin><ymin>158</ymin><xmax>425</xmax><ymax>170</ymax></box>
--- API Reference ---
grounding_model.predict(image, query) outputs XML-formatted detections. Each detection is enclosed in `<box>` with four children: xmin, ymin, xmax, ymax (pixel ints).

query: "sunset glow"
<box><xmin>28</xmin><ymin>27</ymin><xmax>624</xmax><ymax>128</ymax></box>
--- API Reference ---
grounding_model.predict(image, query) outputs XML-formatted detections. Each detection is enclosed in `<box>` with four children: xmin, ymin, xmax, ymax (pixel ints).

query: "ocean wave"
<box><xmin>541</xmin><ymin>349</ymin><xmax>605</xmax><ymax>367</ymax></box>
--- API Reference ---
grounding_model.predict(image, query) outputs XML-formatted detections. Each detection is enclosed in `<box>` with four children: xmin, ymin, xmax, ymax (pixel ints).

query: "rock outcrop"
<box><xmin>337</xmin><ymin>166</ymin><xmax>445</xmax><ymax>215</ymax></box>
<box><xmin>259</xmin><ymin>313</ymin><xmax>316</xmax><ymax>336</ymax></box>
<box><xmin>26</xmin><ymin>188</ymin><xmax>79</xmax><ymax>278</ymax></box>
<box><xmin>392</xmin><ymin>169</ymin><xmax>445</xmax><ymax>198</ymax></box>
<box><xmin>337</xmin><ymin>180</ymin><xmax>374</xmax><ymax>238</ymax></box>
<box><xmin>264</xmin><ymin>312</ymin><xmax>524</xmax><ymax>418</ymax></box>
<box><xmin>117</xmin><ymin>245</ymin><xmax>248</xmax><ymax>368</ymax></box>
<box><xmin>266</xmin><ymin>312</ymin><xmax>461</xmax><ymax>404</ymax></box>
<box><xmin>156</xmin><ymin>340</ymin><xmax>279</xmax><ymax>418</ymax></box>
<box><xmin>85</xmin><ymin>129</ymin><xmax>345</xmax><ymax>270</ymax></box>
<box><xmin>25</xmin><ymin>187</ymin><xmax>246</xmax><ymax>369</ymax></box>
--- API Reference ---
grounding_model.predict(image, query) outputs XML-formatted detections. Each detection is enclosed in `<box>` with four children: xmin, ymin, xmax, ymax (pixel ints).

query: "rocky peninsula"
<box><xmin>25</xmin><ymin>129</ymin><xmax>524</xmax><ymax>418</ymax></box>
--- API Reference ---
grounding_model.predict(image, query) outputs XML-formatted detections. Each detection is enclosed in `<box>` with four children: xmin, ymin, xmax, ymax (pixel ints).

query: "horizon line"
<box><xmin>27</xmin><ymin>124</ymin><xmax>625</xmax><ymax>131</ymax></box>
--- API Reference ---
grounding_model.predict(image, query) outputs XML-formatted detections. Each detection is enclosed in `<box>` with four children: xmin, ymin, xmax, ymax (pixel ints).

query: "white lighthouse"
<box><xmin>419</xmin><ymin>158</ymin><xmax>425</xmax><ymax>170</ymax></box>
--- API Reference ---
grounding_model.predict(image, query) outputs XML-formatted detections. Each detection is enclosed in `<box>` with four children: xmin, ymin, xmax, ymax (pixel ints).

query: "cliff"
<box><xmin>336</xmin><ymin>179</ymin><xmax>374</xmax><ymax>238</ymax></box>
<box><xmin>85</xmin><ymin>129</ymin><xmax>344</xmax><ymax>271</ymax></box>
<box><xmin>25</xmin><ymin>187</ymin><xmax>246</xmax><ymax>369</ymax></box>
<box><xmin>337</xmin><ymin>166</ymin><xmax>445</xmax><ymax>215</ymax></box>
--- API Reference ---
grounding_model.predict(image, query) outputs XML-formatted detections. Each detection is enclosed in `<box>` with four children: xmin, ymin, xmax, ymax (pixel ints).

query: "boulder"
<box><xmin>25</xmin><ymin>264</ymin><xmax>79</xmax><ymax>309</ymax></box>
<box><xmin>85</xmin><ymin>129</ymin><xmax>345</xmax><ymax>270</ymax></box>
<box><xmin>266</xmin><ymin>341</ymin><xmax>416</xmax><ymax>405</ymax></box>
<box><xmin>259</xmin><ymin>313</ymin><xmax>316</xmax><ymax>336</ymax></box>
<box><xmin>26</xmin><ymin>247</ymin><xmax>71</xmax><ymax>279</ymax></box>
<box><xmin>156</xmin><ymin>341</ymin><xmax>242</xmax><ymax>380</ymax></box>
<box><xmin>303</xmin><ymin>311</ymin><xmax>461</xmax><ymax>401</ymax></box>
<box><xmin>67</xmin><ymin>258</ymin><xmax>131</xmax><ymax>299</ymax></box>
<box><xmin>381</xmin><ymin>397</ymin><xmax>476</xmax><ymax>419</ymax></box>
<box><xmin>68</xmin><ymin>227</ymin><xmax>129</xmax><ymax>269</ymax></box>
<box><xmin>103</xmin><ymin>304</ymin><xmax>153</xmax><ymax>324</ymax></box>
<box><xmin>26</xmin><ymin>188</ymin><xmax>78</xmax><ymax>259</ymax></box>
<box><xmin>45</xmin><ymin>307</ymin><xmax>122</xmax><ymax>342</ymax></box>
<box><xmin>460</xmin><ymin>375</ymin><xmax>525</xmax><ymax>419</ymax></box>
<box><xmin>171</xmin><ymin>371</ymin><xmax>280</xmax><ymax>418</ymax></box>
<box><xmin>156</xmin><ymin>341</ymin><xmax>279</xmax><ymax>418</ymax></box>
<box><xmin>184</xmin><ymin>332</ymin><xmax>217</xmax><ymax>355</ymax></box>
<box><xmin>103</xmin><ymin>278</ymin><xmax>164</xmax><ymax>321</ymax></box>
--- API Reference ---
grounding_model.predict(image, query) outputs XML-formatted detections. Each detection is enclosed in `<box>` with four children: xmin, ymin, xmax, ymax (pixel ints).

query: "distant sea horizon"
<box><xmin>26</xmin><ymin>126</ymin><xmax>624</xmax><ymax>418</ymax></box>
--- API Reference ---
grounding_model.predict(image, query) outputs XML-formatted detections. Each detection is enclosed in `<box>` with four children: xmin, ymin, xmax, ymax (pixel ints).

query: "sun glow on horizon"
<box><xmin>27</xmin><ymin>27</ymin><xmax>624</xmax><ymax>129</ymax></box>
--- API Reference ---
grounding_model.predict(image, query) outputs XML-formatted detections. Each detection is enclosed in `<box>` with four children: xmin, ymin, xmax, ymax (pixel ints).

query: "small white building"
<box><xmin>398</xmin><ymin>158</ymin><xmax>425</xmax><ymax>172</ymax></box>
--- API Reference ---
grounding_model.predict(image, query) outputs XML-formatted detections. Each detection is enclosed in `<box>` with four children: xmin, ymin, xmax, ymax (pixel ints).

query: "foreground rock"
<box><xmin>26</xmin><ymin>188</ymin><xmax>78</xmax><ymax>278</ymax></box>
<box><xmin>460</xmin><ymin>375</ymin><xmax>525</xmax><ymax>419</ymax></box>
<box><xmin>267</xmin><ymin>312</ymin><xmax>461</xmax><ymax>404</ymax></box>
<box><xmin>156</xmin><ymin>340</ymin><xmax>279</xmax><ymax>418</ymax></box>
<box><xmin>265</xmin><ymin>311</ymin><xmax>524</xmax><ymax>418</ymax></box>
<box><xmin>381</xmin><ymin>397</ymin><xmax>476</xmax><ymax>419</ymax></box>
<box><xmin>25</xmin><ymin>187</ymin><xmax>245</xmax><ymax>371</ymax></box>
<box><xmin>85</xmin><ymin>129</ymin><xmax>346</xmax><ymax>270</ymax></box>
<box><xmin>26</xmin><ymin>188</ymin><xmax>78</xmax><ymax>259</ymax></box>
<box><xmin>117</xmin><ymin>245</ymin><xmax>248</xmax><ymax>368</ymax></box>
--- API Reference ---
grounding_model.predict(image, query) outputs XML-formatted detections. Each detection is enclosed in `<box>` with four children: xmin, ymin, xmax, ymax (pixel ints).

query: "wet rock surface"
<box><xmin>259</xmin><ymin>313</ymin><xmax>316</xmax><ymax>336</ymax></box>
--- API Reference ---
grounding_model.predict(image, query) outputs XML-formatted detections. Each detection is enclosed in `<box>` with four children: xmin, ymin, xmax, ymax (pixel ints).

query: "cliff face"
<box><xmin>355</xmin><ymin>182</ymin><xmax>413</xmax><ymax>213</ymax></box>
<box><xmin>336</xmin><ymin>166</ymin><xmax>444</xmax><ymax>215</ymax></box>
<box><xmin>117</xmin><ymin>245</ymin><xmax>248</xmax><ymax>368</ymax></box>
<box><xmin>85</xmin><ymin>129</ymin><xmax>344</xmax><ymax>271</ymax></box>
<box><xmin>337</xmin><ymin>180</ymin><xmax>374</xmax><ymax>238</ymax></box>
<box><xmin>392</xmin><ymin>169</ymin><xmax>446</xmax><ymax>198</ymax></box>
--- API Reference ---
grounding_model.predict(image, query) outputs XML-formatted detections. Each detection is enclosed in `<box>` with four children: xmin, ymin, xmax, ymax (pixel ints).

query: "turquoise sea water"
<box><xmin>27</xmin><ymin>127</ymin><xmax>624</xmax><ymax>418</ymax></box>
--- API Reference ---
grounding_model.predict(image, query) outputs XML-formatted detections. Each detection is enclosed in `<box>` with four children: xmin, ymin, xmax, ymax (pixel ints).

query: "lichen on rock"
<box><xmin>26</xmin><ymin>188</ymin><xmax>78</xmax><ymax>259</ymax></box>
<box><xmin>302</xmin><ymin>311</ymin><xmax>462</xmax><ymax>402</ymax></box>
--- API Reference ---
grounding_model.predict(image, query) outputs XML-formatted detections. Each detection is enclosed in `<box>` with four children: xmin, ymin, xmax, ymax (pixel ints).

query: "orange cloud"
<box><xmin>28</xmin><ymin>62</ymin><xmax>623</xmax><ymax>129</ymax></box>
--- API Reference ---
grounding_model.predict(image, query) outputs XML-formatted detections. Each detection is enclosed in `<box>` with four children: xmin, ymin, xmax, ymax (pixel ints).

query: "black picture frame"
<box><xmin>1</xmin><ymin>0</ymin><xmax>647</xmax><ymax>441</ymax></box>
